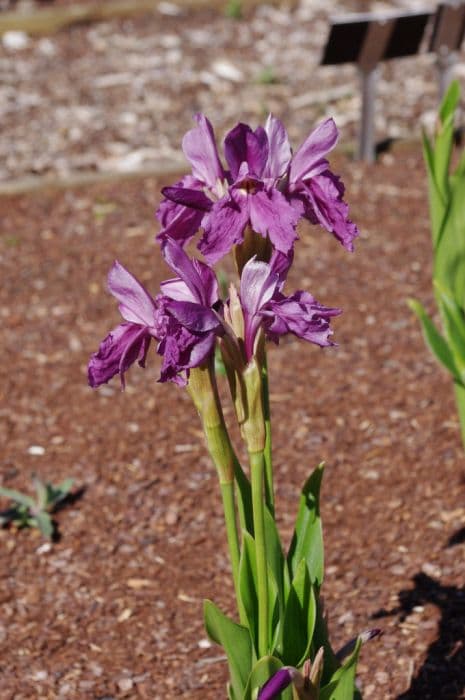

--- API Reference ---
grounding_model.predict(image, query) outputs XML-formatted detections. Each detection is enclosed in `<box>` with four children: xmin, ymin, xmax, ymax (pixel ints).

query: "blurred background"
<box><xmin>0</xmin><ymin>0</ymin><xmax>450</xmax><ymax>189</ymax></box>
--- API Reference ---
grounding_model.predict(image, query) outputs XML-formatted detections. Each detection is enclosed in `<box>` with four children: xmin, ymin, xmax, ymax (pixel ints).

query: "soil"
<box><xmin>1</xmin><ymin>2</ymin><xmax>465</xmax><ymax>700</ymax></box>
<box><xmin>1</xmin><ymin>145</ymin><xmax>465</xmax><ymax>700</ymax></box>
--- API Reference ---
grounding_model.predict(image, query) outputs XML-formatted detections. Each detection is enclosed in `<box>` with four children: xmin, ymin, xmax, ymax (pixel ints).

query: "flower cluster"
<box><xmin>89</xmin><ymin>113</ymin><xmax>357</xmax><ymax>388</ymax></box>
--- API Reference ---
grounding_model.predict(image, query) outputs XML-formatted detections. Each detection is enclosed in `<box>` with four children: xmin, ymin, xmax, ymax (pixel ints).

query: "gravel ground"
<box><xmin>0</xmin><ymin>0</ymin><xmax>461</xmax><ymax>183</ymax></box>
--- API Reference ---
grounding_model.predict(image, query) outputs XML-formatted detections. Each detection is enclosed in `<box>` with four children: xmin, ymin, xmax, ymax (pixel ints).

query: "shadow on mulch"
<box><xmin>374</xmin><ymin>570</ymin><xmax>465</xmax><ymax>700</ymax></box>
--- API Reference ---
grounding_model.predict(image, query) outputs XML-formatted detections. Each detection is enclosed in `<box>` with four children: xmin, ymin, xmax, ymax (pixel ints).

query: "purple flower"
<box><xmin>157</xmin><ymin>113</ymin><xmax>358</xmax><ymax>266</ymax></box>
<box><xmin>286</xmin><ymin>117</ymin><xmax>359</xmax><ymax>251</ymax></box>
<box><xmin>157</xmin><ymin>240</ymin><xmax>224</xmax><ymax>384</ymax></box>
<box><xmin>88</xmin><ymin>262</ymin><xmax>161</xmax><ymax>388</ymax></box>
<box><xmin>238</xmin><ymin>257</ymin><xmax>340</xmax><ymax>361</ymax></box>
<box><xmin>258</xmin><ymin>668</ymin><xmax>294</xmax><ymax>700</ymax></box>
<box><xmin>158</xmin><ymin>114</ymin><xmax>299</xmax><ymax>264</ymax></box>
<box><xmin>88</xmin><ymin>241</ymin><xmax>224</xmax><ymax>388</ymax></box>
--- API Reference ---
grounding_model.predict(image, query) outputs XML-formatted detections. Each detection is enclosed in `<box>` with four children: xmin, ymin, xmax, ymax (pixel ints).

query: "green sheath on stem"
<box><xmin>250</xmin><ymin>449</ymin><xmax>269</xmax><ymax>658</ymax></box>
<box><xmin>262</xmin><ymin>355</ymin><xmax>274</xmax><ymax>517</ymax></box>
<box><xmin>188</xmin><ymin>363</ymin><xmax>245</xmax><ymax>624</ymax></box>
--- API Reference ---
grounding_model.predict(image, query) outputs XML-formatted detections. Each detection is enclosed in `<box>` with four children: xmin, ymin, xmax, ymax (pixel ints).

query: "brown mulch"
<box><xmin>1</xmin><ymin>145</ymin><xmax>465</xmax><ymax>700</ymax></box>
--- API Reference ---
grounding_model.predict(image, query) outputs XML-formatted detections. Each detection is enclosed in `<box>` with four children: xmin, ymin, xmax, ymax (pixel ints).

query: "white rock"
<box><xmin>212</xmin><ymin>60</ymin><xmax>244</xmax><ymax>83</ymax></box>
<box><xmin>28</xmin><ymin>445</ymin><xmax>45</xmax><ymax>456</ymax></box>
<box><xmin>157</xmin><ymin>1</ymin><xmax>181</xmax><ymax>15</ymax></box>
<box><xmin>2</xmin><ymin>31</ymin><xmax>29</xmax><ymax>51</ymax></box>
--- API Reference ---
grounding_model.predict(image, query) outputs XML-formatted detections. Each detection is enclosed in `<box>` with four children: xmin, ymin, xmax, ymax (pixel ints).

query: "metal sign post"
<box><xmin>430</xmin><ymin>2</ymin><xmax>465</xmax><ymax>99</ymax></box>
<box><xmin>357</xmin><ymin>18</ymin><xmax>396</xmax><ymax>162</ymax></box>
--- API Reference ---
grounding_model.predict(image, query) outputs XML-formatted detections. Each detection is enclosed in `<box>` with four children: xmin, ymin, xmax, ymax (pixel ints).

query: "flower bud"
<box><xmin>234</xmin><ymin>225</ymin><xmax>272</xmax><ymax>275</ymax></box>
<box><xmin>188</xmin><ymin>363</ymin><xmax>235</xmax><ymax>484</ymax></box>
<box><xmin>241</xmin><ymin>357</ymin><xmax>266</xmax><ymax>453</ymax></box>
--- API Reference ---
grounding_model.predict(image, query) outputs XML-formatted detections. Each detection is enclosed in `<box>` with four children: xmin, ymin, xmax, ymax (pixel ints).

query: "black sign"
<box><xmin>321</xmin><ymin>11</ymin><xmax>431</xmax><ymax>67</ymax></box>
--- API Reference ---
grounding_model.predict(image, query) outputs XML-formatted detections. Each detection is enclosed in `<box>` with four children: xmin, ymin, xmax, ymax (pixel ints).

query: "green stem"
<box><xmin>221</xmin><ymin>480</ymin><xmax>247</xmax><ymax>626</ymax></box>
<box><xmin>262</xmin><ymin>354</ymin><xmax>274</xmax><ymax>517</ymax></box>
<box><xmin>250</xmin><ymin>449</ymin><xmax>269</xmax><ymax>657</ymax></box>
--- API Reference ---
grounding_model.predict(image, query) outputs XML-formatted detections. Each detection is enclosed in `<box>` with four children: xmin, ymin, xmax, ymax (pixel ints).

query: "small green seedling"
<box><xmin>256</xmin><ymin>66</ymin><xmax>279</xmax><ymax>85</ymax></box>
<box><xmin>225</xmin><ymin>0</ymin><xmax>242</xmax><ymax>20</ymax></box>
<box><xmin>0</xmin><ymin>476</ymin><xmax>74</xmax><ymax>539</ymax></box>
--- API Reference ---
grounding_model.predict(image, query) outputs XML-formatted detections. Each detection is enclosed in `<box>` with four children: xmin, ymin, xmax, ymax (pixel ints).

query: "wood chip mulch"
<box><xmin>1</xmin><ymin>147</ymin><xmax>465</xmax><ymax>699</ymax></box>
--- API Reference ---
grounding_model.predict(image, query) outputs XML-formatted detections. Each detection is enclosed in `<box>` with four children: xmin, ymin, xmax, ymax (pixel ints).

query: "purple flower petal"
<box><xmin>156</xmin><ymin>196</ymin><xmax>204</xmax><ymax>246</ymax></box>
<box><xmin>224</xmin><ymin>123</ymin><xmax>269</xmax><ymax>180</ymax></box>
<box><xmin>299</xmin><ymin>172</ymin><xmax>359</xmax><ymax>252</ymax></box>
<box><xmin>108</xmin><ymin>261</ymin><xmax>159</xmax><ymax>327</ymax></box>
<box><xmin>161</xmin><ymin>185</ymin><xmax>213</xmax><ymax>212</ymax></box>
<box><xmin>88</xmin><ymin>323</ymin><xmax>151</xmax><ymax>388</ymax></box>
<box><xmin>263</xmin><ymin>114</ymin><xmax>292</xmax><ymax>179</ymax></box>
<box><xmin>240</xmin><ymin>257</ymin><xmax>280</xmax><ymax>317</ymax></box>
<box><xmin>239</xmin><ymin>257</ymin><xmax>280</xmax><ymax>359</ymax></box>
<box><xmin>182</xmin><ymin>113</ymin><xmax>225</xmax><ymax>189</ymax></box>
<box><xmin>289</xmin><ymin>118</ymin><xmax>338</xmax><ymax>183</ymax></box>
<box><xmin>158</xmin><ymin>323</ymin><xmax>217</xmax><ymax>384</ymax></box>
<box><xmin>249</xmin><ymin>188</ymin><xmax>299</xmax><ymax>256</ymax></box>
<box><xmin>269</xmin><ymin>248</ymin><xmax>294</xmax><ymax>286</ymax></box>
<box><xmin>258</xmin><ymin>668</ymin><xmax>293</xmax><ymax>700</ymax></box>
<box><xmin>162</xmin><ymin>239</ymin><xmax>219</xmax><ymax>307</ymax></box>
<box><xmin>200</xmin><ymin>195</ymin><xmax>249</xmax><ymax>263</ymax></box>
<box><xmin>264</xmin><ymin>290</ymin><xmax>341</xmax><ymax>346</ymax></box>
<box><xmin>165</xmin><ymin>299</ymin><xmax>222</xmax><ymax>333</ymax></box>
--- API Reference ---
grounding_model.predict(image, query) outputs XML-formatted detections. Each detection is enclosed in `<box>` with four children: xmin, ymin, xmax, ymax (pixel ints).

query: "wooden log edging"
<box><xmin>0</xmin><ymin>161</ymin><xmax>187</xmax><ymax>196</ymax></box>
<box><xmin>0</xmin><ymin>0</ymin><xmax>297</xmax><ymax>36</ymax></box>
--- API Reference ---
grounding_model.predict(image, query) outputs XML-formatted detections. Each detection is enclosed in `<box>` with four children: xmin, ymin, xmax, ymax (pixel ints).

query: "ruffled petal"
<box><xmin>300</xmin><ymin>172</ymin><xmax>359</xmax><ymax>252</ymax></box>
<box><xmin>88</xmin><ymin>323</ymin><xmax>151</xmax><ymax>388</ymax></box>
<box><xmin>158</xmin><ymin>323</ymin><xmax>217</xmax><ymax>384</ymax></box>
<box><xmin>200</xmin><ymin>195</ymin><xmax>249</xmax><ymax>263</ymax></box>
<box><xmin>264</xmin><ymin>290</ymin><xmax>341</xmax><ymax>346</ymax></box>
<box><xmin>249</xmin><ymin>188</ymin><xmax>299</xmax><ymax>255</ymax></box>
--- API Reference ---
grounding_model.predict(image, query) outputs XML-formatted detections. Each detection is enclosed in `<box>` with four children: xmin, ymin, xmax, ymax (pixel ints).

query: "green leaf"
<box><xmin>0</xmin><ymin>487</ymin><xmax>36</xmax><ymax>510</ymax></box>
<box><xmin>422</xmin><ymin>131</ymin><xmax>447</xmax><ymax>247</ymax></box>
<box><xmin>434</xmin><ymin>171</ymin><xmax>465</xmax><ymax>304</ymax></box>
<box><xmin>33</xmin><ymin>476</ymin><xmax>48</xmax><ymax>511</ymax></box>
<box><xmin>287</xmin><ymin>463</ymin><xmax>324</xmax><ymax>585</ymax></box>
<box><xmin>49</xmin><ymin>478</ymin><xmax>74</xmax><ymax>508</ymax></box>
<box><xmin>263</xmin><ymin>507</ymin><xmax>286</xmax><ymax>636</ymax></box>
<box><xmin>408</xmin><ymin>299</ymin><xmax>459</xmax><ymax>378</ymax></box>
<box><xmin>282</xmin><ymin>560</ymin><xmax>316</xmax><ymax>668</ymax></box>
<box><xmin>312</xmin><ymin>597</ymin><xmax>340</xmax><ymax>685</ymax></box>
<box><xmin>204</xmin><ymin>599</ymin><xmax>254</xmax><ymax>700</ymax></box>
<box><xmin>434</xmin><ymin>281</ymin><xmax>465</xmax><ymax>377</ymax></box>
<box><xmin>243</xmin><ymin>655</ymin><xmax>288</xmax><ymax>700</ymax></box>
<box><xmin>319</xmin><ymin>638</ymin><xmax>362</xmax><ymax>700</ymax></box>
<box><xmin>239</xmin><ymin>531</ymin><xmax>259</xmax><ymax>651</ymax></box>
<box><xmin>32</xmin><ymin>512</ymin><xmax>54</xmax><ymax>539</ymax></box>
<box><xmin>439</xmin><ymin>79</ymin><xmax>460</xmax><ymax>125</ymax></box>
<box><xmin>234</xmin><ymin>458</ymin><xmax>254</xmax><ymax>536</ymax></box>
